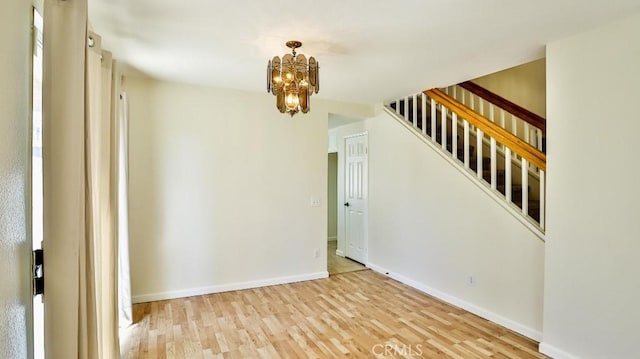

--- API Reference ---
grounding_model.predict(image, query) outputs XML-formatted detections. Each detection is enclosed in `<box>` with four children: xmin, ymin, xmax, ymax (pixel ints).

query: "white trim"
<box><xmin>539</xmin><ymin>342</ymin><xmax>581</xmax><ymax>359</ymax></box>
<box><xmin>383</xmin><ymin>107</ymin><xmax>544</xmax><ymax>240</ymax></box>
<box><xmin>132</xmin><ymin>271</ymin><xmax>329</xmax><ymax>304</ymax></box>
<box><xmin>367</xmin><ymin>263</ymin><xmax>543</xmax><ymax>342</ymax></box>
<box><xmin>336</xmin><ymin>249</ymin><xmax>344</xmax><ymax>257</ymax></box>
<box><xmin>344</xmin><ymin>131</ymin><xmax>368</xmax><ymax>139</ymax></box>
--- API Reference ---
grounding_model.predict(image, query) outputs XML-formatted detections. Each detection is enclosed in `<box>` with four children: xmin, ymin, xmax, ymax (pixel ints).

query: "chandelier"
<box><xmin>267</xmin><ymin>41</ymin><xmax>319</xmax><ymax>116</ymax></box>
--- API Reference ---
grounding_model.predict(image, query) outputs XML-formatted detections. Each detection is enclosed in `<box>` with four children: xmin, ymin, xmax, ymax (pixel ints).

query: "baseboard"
<box><xmin>132</xmin><ymin>271</ymin><xmax>329</xmax><ymax>304</ymax></box>
<box><xmin>336</xmin><ymin>249</ymin><xmax>344</xmax><ymax>257</ymax></box>
<box><xmin>539</xmin><ymin>342</ymin><xmax>580</xmax><ymax>359</ymax></box>
<box><xmin>328</xmin><ymin>237</ymin><xmax>337</xmax><ymax>241</ymax></box>
<box><xmin>367</xmin><ymin>262</ymin><xmax>542</xmax><ymax>342</ymax></box>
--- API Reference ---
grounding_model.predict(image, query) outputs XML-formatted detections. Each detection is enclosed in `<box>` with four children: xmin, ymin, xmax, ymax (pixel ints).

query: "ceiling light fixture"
<box><xmin>267</xmin><ymin>41</ymin><xmax>319</xmax><ymax>116</ymax></box>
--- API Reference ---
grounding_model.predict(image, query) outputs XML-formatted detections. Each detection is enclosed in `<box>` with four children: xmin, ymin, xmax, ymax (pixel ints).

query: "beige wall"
<box><xmin>364</xmin><ymin>112</ymin><xmax>545</xmax><ymax>339</ymax></box>
<box><xmin>327</xmin><ymin>153</ymin><xmax>338</xmax><ymax>240</ymax></box>
<box><xmin>472</xmin><ymin>58</ymin><xmax>546</xmax><ymax>117</ymax></box>
<box><xmin>124</xmin><ymin>76</ymin><xmax>373</xmax><ymax>301</ymax></box>
<box><xmin>0</xmin><ymin>0</ymin><xmax>32</xmax><ymax>358</ymax></box>
<box><xmin>541</xmin><ymin>12</ymin><xmax>640</xmax><ymax>359</ymax></box>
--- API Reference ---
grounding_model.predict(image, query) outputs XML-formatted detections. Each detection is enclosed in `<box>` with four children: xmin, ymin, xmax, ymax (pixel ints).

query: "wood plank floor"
<box><xmin>122</xmin><ymin>270</ymin><xmax>547</xmax><ymax>358</ymax></box>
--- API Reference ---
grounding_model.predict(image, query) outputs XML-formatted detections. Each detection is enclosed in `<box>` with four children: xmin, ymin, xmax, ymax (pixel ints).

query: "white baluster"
<box><xmin>537</xmin><ymin>128</ymin><xmax>543</xmax><ymax>151</ymax></box>
<box><xmin>505</xmin><ymin>147</ymin><xmax>512</xmax><ymax>202</ymax></box>
<box><xmin>476</xmin><ymin>129</ymin><xmax>483</xmax><ymax>179</ymax></box>
<box><xmin>524</xmin><ymin>122</ymin><xmax>530</xmax><ymax>146</ymax></box>
<box><xmin>453</xmin><ymin>86</ymin><xmax>457</xmax><ymax>102</ymax></box>
<box><xmin>498</xmin><ymin>109</ymin><xmax>506</xmax><ymax>151</ymax></box>
<box><xmin>441</xmin><ymin>106</ymin><xmax>447</xmax><ymax>151</ymax></box>
<box><xmin>469</xmin><ymin>94</ymin><xmax>476</xmax><ymax>131</ymax></box>
<box><xmin>539</xmin><ymin>169</ymin><xmax>545</xmax><ymax>229</ymax></box>
<box><xmin>452</xmin><ymin>113</ymin><xmax>458</xmax><ymax>160</ymax></box>
<box><xmin>421</xmin><ymin>94</ymin><xmax>427</xmax><ymax>135</ymax></box>
<box><xmin>490</xmin><ymin>138</ymin><xmax>497</xmax><ymax>190</ymax></box>
<box><xmin>431</xmin><ymin>98</ymin><xmax>437</xmax><ymax>140</ymax></box>
<box><xmin>521</xmin><ymin>158</ymin><xmax>529</xmax><ymax>216</ymax></box>
<box><xmin>412</xmin><ymin>94</ymin><xmax>418</xmax><ymax>128</ymax></box>
<box><xmin>404</xmin><ymin>97</ymin><xmax>409</xmax><ymax>122</ymax></box>
<box><xmin>489</xmin><ymin>103</ymin><xmax>494</xmax><ymax>123</ymax></box>
<box><xmin>511</xmin><ymin>115</ymin><xmax>518</xmax><ymax>160</ymax></box>
<box><xmin>479</xmin><ymin>99</ymin><xmax>484</xmax><ymax>118</ymax></box>
<box><xmin>396</xmin><ymin>99</ymin><xmax>400</xmax><ymax>115</ymax></box>
<box><xmin>464</xmin><ymin>119</ymin><xmax>470</xmax><ymax>169</ymax></box>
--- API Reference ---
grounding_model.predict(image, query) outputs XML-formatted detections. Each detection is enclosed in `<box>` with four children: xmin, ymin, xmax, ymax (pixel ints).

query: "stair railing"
<box><xmin>444</xmin><ymin>81</ymin><xmax>545</xmax><ymax>153</ymax></box>
<box><xmin>385</xmin><ymin>88</ymin><xmax>546</xmax><ymax>232</ymax></box>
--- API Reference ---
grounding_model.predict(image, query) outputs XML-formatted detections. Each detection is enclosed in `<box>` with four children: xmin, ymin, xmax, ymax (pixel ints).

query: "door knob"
<box><xmin>344</xmin><ymin>202</ymin><xmax>350</xmax><ymax>207</ymax></box>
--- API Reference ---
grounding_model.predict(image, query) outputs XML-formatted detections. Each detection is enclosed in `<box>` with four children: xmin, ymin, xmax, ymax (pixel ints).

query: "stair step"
<box><xmin>496</xmin><ymin>183</ymin><xmax>529</xmax><ymax>197</ymax></box>
<box><xmin>434</xmin><ymin>132</ymin><xmax>460</xmax><ymax>144</ymax></box>
<box><xmin>512</xmin><ymin>198</ymin><xmax>541</xmax><ymax>221</ymax></box>
<box><xmin>482</xmin><ymin>171</ymin><xmax>506</xmax><ymax>185</ymax></box>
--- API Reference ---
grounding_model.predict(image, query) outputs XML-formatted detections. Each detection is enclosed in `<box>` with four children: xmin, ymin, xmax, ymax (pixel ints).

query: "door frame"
<box><xmin>340</xmin><ymin>132</ymin><xmax>369</xmax><ymax>265</ymax></box>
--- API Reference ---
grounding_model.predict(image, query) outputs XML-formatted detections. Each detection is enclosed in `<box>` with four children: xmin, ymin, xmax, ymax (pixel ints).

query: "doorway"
<box><xmin>344</xmin><ymin>133</ymin><xmax>368</xmax><ymax>264</ymax></box>
<box><xmin>326</xmin><ymin>142</ymin><xmax>366</xmax><ymax>275</ymax></box>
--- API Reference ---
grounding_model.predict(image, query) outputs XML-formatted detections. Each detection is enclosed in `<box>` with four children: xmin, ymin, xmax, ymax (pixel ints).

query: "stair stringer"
<box><xmin>383</xmin><ymin>106</ymin><xmax>545</xmax><ymax>240</ymax></box>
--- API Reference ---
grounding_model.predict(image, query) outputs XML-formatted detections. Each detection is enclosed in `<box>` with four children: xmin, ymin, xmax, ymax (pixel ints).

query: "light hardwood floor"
<box><xmin>327</xmin><ymin>240</ymin><xmax>366</xmax><ymax>275</ymax></box>
<box><xmin>122</xmin><ymin>271</ymin><xmax>547</xmax><ymax>358</ymax></box>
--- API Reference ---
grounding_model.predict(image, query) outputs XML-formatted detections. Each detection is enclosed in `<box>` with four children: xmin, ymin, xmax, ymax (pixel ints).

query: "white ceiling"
<box><xmin>89</xmin><ymin>0</ymin><xmax>640</xmax><ymax>104</ymax></box>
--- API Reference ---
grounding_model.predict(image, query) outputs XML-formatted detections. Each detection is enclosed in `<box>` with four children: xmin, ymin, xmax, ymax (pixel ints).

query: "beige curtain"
<box><xmin>44</xmin><ymin>0</ymin><xmax>120</xmax><ymax>358</ymax></box>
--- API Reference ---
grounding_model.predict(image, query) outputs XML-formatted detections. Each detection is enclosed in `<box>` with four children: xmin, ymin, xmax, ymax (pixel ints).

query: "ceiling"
<box><xmin>89</xmin><ymin>0</ymin><xmax>640</xmax><ymax>104</ymax></box>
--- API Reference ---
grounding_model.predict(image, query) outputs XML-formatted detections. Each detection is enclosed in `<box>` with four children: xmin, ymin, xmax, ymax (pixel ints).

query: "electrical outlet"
<box><xmin>310</xmin><ymin>197</ymin><xmax>321</xmax><ymax>207</ymax></box>
<box><xmin>314</xmin><ymin>248</ymin><xmax>320</xmax><ymax>258</ymax></box>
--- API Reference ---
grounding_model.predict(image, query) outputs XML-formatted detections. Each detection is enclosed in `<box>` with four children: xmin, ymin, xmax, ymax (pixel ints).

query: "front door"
<box><xmin>344</xmin><ymin>134</ymin><xmax>368</xmax><ymax>264</ymax></box>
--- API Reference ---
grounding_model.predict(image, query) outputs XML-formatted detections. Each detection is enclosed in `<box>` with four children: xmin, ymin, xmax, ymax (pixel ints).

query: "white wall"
<box><xmin>0</xmin><ymin>0</ymin><xmax>31</xmax><ymax>357</ymax></box>
<box><xmin>472</xmin><ymin>58</ymin><xmax>546</xmax><ymax>117</ymax></box>
<box><xmin>541</xmin><ymin>13</ymin><xmax>640</xmax><ymax>359</ymax></box>
<box><xmin>365</xmin><ymin>111</ymin><xmax>545</xmax><ymax>338</ymax></box>
<box><xmin>124</xmin><ymin>77</ymin><xmax>373</xmax><ymax>301</ymax></box>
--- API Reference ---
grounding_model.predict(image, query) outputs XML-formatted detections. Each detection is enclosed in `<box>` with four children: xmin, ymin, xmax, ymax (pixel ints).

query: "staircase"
<box><xmin>385</xmin><ymin>83</ymin><xmax>546</xmax><ymax>233</ymax></box>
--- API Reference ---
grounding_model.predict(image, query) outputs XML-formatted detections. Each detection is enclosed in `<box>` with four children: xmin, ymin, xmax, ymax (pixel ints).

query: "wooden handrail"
<box><xmin>458</xmin><ymin>81</ymin><xmax>546</xmax><ymax>132</ymax></box>
<box><xmin>425</xmin><ymin>89</ymin><xmax>546</xmax><ymax>171</ymax></box>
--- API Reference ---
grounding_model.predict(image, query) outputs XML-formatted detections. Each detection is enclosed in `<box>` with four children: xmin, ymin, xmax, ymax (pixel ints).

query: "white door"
<box><xmin>344</xmin><ymin>134</ymin><xmax>368</xmax><ymax>264</ymax></box>
<box><xmin>1</xmin><ymin>5</ymin><xmax>42</xmax><ymax>358</ymax></box>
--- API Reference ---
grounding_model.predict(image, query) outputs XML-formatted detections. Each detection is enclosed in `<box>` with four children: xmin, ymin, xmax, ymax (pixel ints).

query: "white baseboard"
<box><xmin>132</xmin><ymin>271</ymin><xmax>329</xmax><ymax>304</ymax></box>
<box><xmin>367</xmin><ymin>262</ymin><xmax>542</xmax><ymax>342</ymax></box>
<box><xmin>539</xmin><ymin>342</ymin><xmax>580</xmax><ymax>359</ymax></box>
<box><xmin>328</xmin><ymin>236</ymin><xmax>337</xmax><ymax>241</ymax></box>
<box><xmin>336</xmin><ymin>249</ymin><xmax>344</xmax><ymax>257</ymax></box>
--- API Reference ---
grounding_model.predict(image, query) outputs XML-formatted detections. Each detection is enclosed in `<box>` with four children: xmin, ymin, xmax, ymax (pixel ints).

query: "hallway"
<box><xmin>327</xmin><ymin>240</ymin><xmax>366</xmax><ymax>275</ymax></box>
